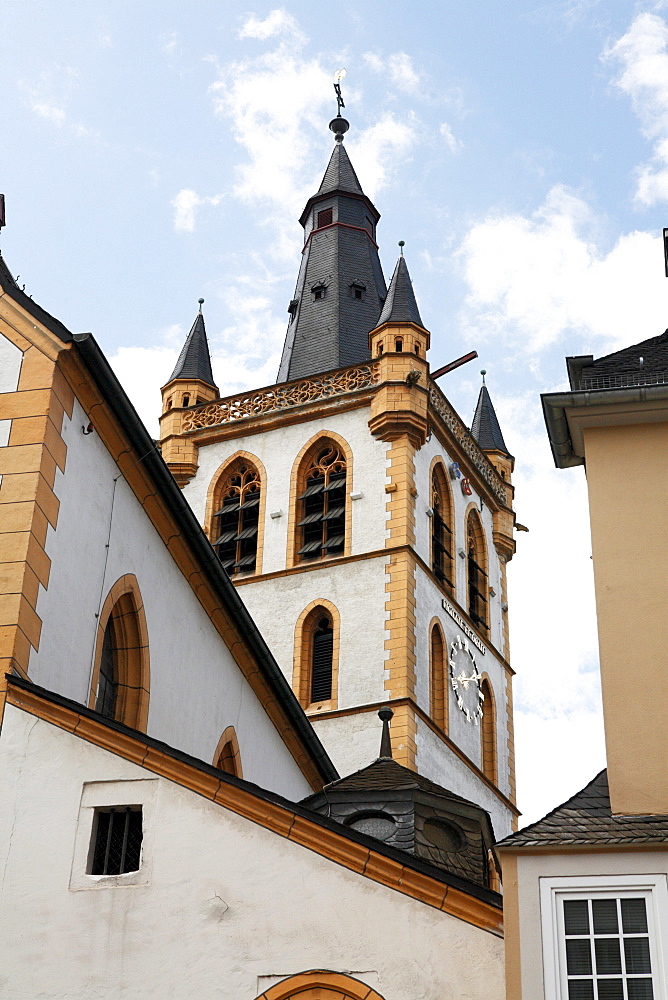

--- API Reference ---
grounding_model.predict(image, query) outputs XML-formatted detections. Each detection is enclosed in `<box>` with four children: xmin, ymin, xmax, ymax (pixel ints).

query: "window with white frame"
<box><xmin>541</xmin><ymin>875</ymin><xmax>668</xmax><ymax>1000</ymax></box>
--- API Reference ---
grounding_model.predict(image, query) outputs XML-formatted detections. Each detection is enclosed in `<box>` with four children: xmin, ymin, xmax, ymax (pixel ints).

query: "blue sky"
<box><xmin>3</xmin><ymin>1</ymin><xmax>667</xmax><ymax>823</ymax></box>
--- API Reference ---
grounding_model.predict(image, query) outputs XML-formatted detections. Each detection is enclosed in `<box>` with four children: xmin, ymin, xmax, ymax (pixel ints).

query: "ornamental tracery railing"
<box><xmin>428</xmin><ymin>383</ymin><xmax>508</xmax><ymax>505</ymax></box>
<box><xmin>182</xmin><ymin>362</ymin><xmax>380</xmax><ymax>431</ymax></box>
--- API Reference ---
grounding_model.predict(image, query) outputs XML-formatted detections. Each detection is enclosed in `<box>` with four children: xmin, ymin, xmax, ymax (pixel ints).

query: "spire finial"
<box><xmin>329</xmin><ymin>69</ymin><xmax>350</xmax><ymax>143</ymax></box>
<box><xmin>198</xmin><ymin>297</ymin><xmax>204</xmax><ymax>313</ymax></box>
<box><xmin>398</xmin><ymin>240</ymin><xmax>405</xmax><ymax>256</ymax></box>
<box><xmin>480</xmin><ymin>368</ymin><xmax>487</xmax><ymax>385</ymax></box>
<box><xmin>378</xmin><ymin>707</ymin><xmax>394</xmax><ymax>759</ymax></box>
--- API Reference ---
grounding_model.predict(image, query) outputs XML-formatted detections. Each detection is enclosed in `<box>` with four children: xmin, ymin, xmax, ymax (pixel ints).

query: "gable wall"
<box><xmin>0</xmin><ymin>704</ymin><xmax>505</xmax><ymax>1000</ymax></box>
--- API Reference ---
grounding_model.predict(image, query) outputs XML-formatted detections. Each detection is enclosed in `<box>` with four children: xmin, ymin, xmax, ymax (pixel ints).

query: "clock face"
<box><xmin>449</xmin><ymin>636</ymin><xmax>483</xmax><ymax>723</ymax></box>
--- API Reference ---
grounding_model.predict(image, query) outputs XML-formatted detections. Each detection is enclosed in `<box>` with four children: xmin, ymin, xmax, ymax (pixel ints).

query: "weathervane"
<box><xmin>329</xmin><ymin>69</ymin><xmax>350</xmax><ymax>143</ymax></box>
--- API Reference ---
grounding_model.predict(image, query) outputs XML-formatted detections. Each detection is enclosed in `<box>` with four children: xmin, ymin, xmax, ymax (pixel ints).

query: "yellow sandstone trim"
<box><xmin>6</xmin><ymin>682</ymin><xmax>504</xmax><ymax>937</ymax></box>
<box><xmin>257</xmin><ymin>971</ymin><xmax>387</xmax><ymax>1000</ymax></box>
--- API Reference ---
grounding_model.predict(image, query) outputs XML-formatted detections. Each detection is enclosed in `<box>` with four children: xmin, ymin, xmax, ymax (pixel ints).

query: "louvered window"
<box><xmin>431</xmin><ymin>471</ymin><xmax>453</xmax><ymax>593</ymax></box>
<box><xmin>95</xmin><ymin>620</ymin><xmax>118</xmax><ymax>720</ymax></box>
<box><xmin>310</xmin><ymin>616</ymin><xmax>333</xmax><ymax>702</ymax></box>
<box><xmin>213</xmin><ymin>464</ymin><xmax>261</xmax><ymax>576</ymax></box>
<box><xmin>297</xmin><ymin>445</ymin><xmax>346</xmax><ymax>561</ymax></box>
<box><xmin>467</xmin><ymin>520</ymin><xmax>487</xmax><ymax>630</ymax></box>
<box><xmin>90</xmin><ymin>807</ymin><xmax>143</xmax><ymax>876</ymax></box>
<box><xmin>317</xmin><ymin>208</ymin><xmax>333</xmax><ymax>228</ymax></box>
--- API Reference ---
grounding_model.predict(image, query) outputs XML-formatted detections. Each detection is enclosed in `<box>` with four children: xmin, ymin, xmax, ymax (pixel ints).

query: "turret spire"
<box><xmin>376</xmin><ymin>253</ymin><xmax>424</xmax><ymax>328</ymax></box>
<box><xmin>169</xmin><ymin>301</ymin><xmax>217</xmax><ymax>388</ymax></box>
<box><xmin>471</xmin><ymin>376</ymin><xmax>511</xmax><ymax>455</ymax></box>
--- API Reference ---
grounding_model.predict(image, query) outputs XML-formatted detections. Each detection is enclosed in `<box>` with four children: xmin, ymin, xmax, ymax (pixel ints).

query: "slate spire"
<box><xmin>376</xmin><ymin>253</ymin><xmax>424</xmax><ymax>328</ymax></box>
<box><xmin>277</xmin><ymin>121</ymin><xmax>387</xmax><ymax>383</ymax></box>
<box><xmin>169</xmin><ymin>300</ymin><xmax>217</xmax><ymax>388</ymax></box>
<box><xmin>470</xmin><ymin>378</ymin><xmax>510</xmax><ymax>455</ymax></box>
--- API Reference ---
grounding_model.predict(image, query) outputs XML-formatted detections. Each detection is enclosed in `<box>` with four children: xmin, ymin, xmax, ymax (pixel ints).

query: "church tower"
<box><xmin>160</xmin><ymin>109</ymin><xmax>519</xmax><ymax>837</ymax></box>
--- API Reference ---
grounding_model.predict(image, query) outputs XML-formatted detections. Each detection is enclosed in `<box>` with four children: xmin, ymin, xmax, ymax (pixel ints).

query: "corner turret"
<box><xmin>159</xmin><ymin>301</ymin><xmax>219</xmax><ymax>486</ymax></box>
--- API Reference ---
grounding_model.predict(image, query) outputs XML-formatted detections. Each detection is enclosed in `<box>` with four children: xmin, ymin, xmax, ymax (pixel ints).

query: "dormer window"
<box><xmin>350</xmin><ymin>282</ymin><xmax>366</xmax><ymax>302</ymax></box>
<box><xmin>317</xmin><ymin>208</ymin><xmax>333</xmax><ymax>228</ymax></box>
<box><xmin>312</xmin><ymin>283</ymin><xmax>327</xmax><ymax>302</ymax></box>
<box><xmin>287</xmin><ymin>298</ymin><xmax>299</xmax><ymax>318</ymax></box>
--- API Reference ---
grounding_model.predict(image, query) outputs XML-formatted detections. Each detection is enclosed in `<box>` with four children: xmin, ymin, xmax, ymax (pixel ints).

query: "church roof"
<box><xmin>317</xmin><ymin>142</ymin><xmax>365</xmax><ymax>197</ymax></box>
<box><xmin>470</xmin><ymin>384</ymin><xmax>510</xmax><ymax>455</ymax></box>
<box><xmin>568</xmin><ymin>329</ymin><xmax>668</xmax><ymax>390</ymax></box>
<box><xmin>314</xmin><ymin>756</ymin><xmax>480</xmax><ymax>805</ymax></box>
<box><xmin>497</xmin><ymin>770</ymin><xmax>668</xmax><ymax>850</ymax></box>
<box><xmin>169</xmin><ymin>308</ymin><xmax>217</xmax><ymax>387</ymax></box>
<box><xmin>376</xmin><ymin>255</ymin><xmax>424</xmax><ymax>328</ymax></box>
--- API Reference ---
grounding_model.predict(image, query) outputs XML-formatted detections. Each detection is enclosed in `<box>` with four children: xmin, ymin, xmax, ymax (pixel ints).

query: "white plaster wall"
<box><xmin>28</xmin><ymin>398</ymin><xmax>312</xmax><ymax>801</ymax></box>
<box><xmin>312</xmin><ymin>710</ymin><xmax>396</xmax><ymax>777</ymax></box>
<box><xmin>413</xmin><ymin>432</ymin><xmax>505</xmax><ymax>654</ymax></box>
<box><xmin>0</xmin><ymin>330</ymin><xmax>23</xmax><ymax>483</ymax></box>
<box><xmin>0</xmin><ymin>706</ymin><xmax>505</xmax><ymax>1000</ymax></box>
<box><xmin>514</xmin><ymin>848</ymin><xmax>668</xmax><ymax>1000</ymax></box>
<box><xmin>239</xmin><ymin>555</ymin><xmax>389</xmax><ymax>707</ymax></box>
<box><xmin>416</xmin><ymin>719</ymin><xmax>513</xmax><ymax>840</ymax></box>
<box><xmin>183</xmin><ymin>405</ymin><xmax>392</xmax><ymax>569</ymax></box>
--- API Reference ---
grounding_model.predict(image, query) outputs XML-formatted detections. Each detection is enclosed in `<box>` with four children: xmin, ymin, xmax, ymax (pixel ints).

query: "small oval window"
<box><xmin>347</xmin><ymin>812</ymin><xmax>396</xmax><ymax>841</ymax></box>
<box><xmin>423</xmin><ymin>818</ymin><xmax>466</xmax><ymax>853</ymax></box>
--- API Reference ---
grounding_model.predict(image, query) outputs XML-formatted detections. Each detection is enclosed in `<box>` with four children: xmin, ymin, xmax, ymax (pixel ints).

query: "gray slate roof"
<box><xmin>317</xmin><ymin>143</ymin><xmax>364</xmax><ymax>197</ymax></box>
<box><xmin>471</xmin><ymin>385</ymin><xmax>510</xmax><ymax>455</ymax></box>
<box><xmin>568</xmin><ymin>330</ymin><xmax>668</xmax><ymax>389</ymax></box>
<box><xmin>310</xmin><ymin>756</ymin><xmax>482</xmax><ymax>804</ymax></box>
<box><xmin>498</xmin><ymin>770</ymin><xmax>668</xmax><ymax>849</ymax></box>
<box><xmin>277</xmin><ymin>138</ymin><xmax>387</xmax><ymax>383</ymax></box>
<box><xmin>169</xmin><ymin>310</ymin><xmax>217</xmax><ymax>387</ymax></box>
<box><xmin>376</xmin><ymin>256</ymin><xmax>424</xmax><ymax>328</ymax></box>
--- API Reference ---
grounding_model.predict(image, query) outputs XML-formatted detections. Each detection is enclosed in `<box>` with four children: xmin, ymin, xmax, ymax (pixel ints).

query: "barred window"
<box><xmin>213</xmin><ymin>463</ymin><xmax>261</xmax><ymax>576</ymax></box>
<box><xmin>297</xmin><ymin>444</ymin><xmax>347</xmax><ymax>561</ymax></box>
<box><xmin>467</xmin><ymin>513</ymin><xmax>488</xmax><ymax>630</ymax></box>
<box><xmin>431</xmin><ymin>466</ymin><xmax>453</xmax><ymax>594</ymax></box>
<box><xmin>90</xmin><ymin>807</ymin><xmax>143</xmax><ymax>876</ymax></box>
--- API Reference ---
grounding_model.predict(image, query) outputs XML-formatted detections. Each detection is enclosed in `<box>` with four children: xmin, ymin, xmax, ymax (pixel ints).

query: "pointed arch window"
<box><xmin>213</xmin><ymin>461</ymin><xmax>261</xmax><ymax>576</ymax></box>
<box><xmin>297</xmin><ymin>443</ymin><xmax>347</xmax><ymax>561</ymax></box>
<box><xmin>466</xmin><ymin>511</ymin><xmax>488</xmax><ymax>630</ymax></box>
<box><xmin>430</xmin><ymin>621</ymin><xmax>447</xmax><ymax>733</ymax></box>
<box><xmin>431</xmin><ymin>465</ymin><xmax>453</xmax><ymax>594</ymax></box>
<box><xmin>90</xmin><ymin>576</ymin><xmax>150</xmax><ymax>732</ymax></box>
<box><xmin>310</xmin><ymin>614</ymin><xmax>334</xmax><ymax>702</ymax></box>
<box><xmin>480</xmin><ymin>678</ymin><xmax>497</xmax><ymax>783</ymax></box>
<box><xmin>214</xmin><ymin>726</ymin><xmax>243</xmax><ymax>778</ymax></box>
<box><xmin>294</xmin><ymin>602</ymin><xmax>339</xmax><ymax>709</ymax></box>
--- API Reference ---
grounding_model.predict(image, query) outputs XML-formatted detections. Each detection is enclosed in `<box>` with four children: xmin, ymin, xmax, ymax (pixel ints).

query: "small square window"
<box><xmin>317</xmin><ymin>208</ymin><xmax>333</xmax><ymax>228</ymax></box>
<box><xmin>90</xmin><ymin>807</ymin><xmax>143</xmax><ymax>876</ymax></box>
<box><xmin>313</xmin><ymin>285</ymin><xmax>327</xmax><ymax>301</ymax></box>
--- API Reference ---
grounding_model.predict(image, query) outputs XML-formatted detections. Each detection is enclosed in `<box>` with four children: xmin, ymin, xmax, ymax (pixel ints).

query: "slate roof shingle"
<box><xmin>571</xmin><ymin>330</ymin><xmax>668</xmax><ymax>389</ymax></box>
<box><xmin>470</xmin><ymin>384</ymin><xmax>510</xmax><ymax>456</ymax></box>
<box><xmin>169</xmin><ymin>310</ymin><xmax>217</xmax><ymax>387</ymax></box>
<box><xmin>376</xmin><ymin>255</ymin><xmax>424</xmax><ymax>329</ymax></box>
<box><xmin>497</xmin><ymin>770</ymin><xmax>668</xmax><ymax>849</ymax></box>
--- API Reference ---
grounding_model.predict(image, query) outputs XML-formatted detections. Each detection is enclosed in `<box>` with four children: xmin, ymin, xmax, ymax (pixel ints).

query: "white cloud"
<box><xmin>490</xmin><ymin>389</ymin><xmax>605</xmax><ymax>824</ymax></box>
<box><xmin>605</xmin><ymin>12</ymin><xmax>668</xmax><ymax>204</ymax></box>
<box><xmin>22</xmin><ymin>66</ymin><xmax>99</xmax><ymax>139</ymax></box>
<box><xmin>439</xmin><ymin>122</ymin><xmax>463</xmax><ymax>154</ymax></box>
<box><xmin>364</xmin><ymin>51</ymin><xmax>421</xmax><ymax>93</ymax></box>
<box><xmin>458</xmin><ymin>185</ymin><xmax>666</xmax><ymax>355</ymax></box>
<box><xmin>238</xmin><ymin>9</ymin><xmax>305</xmax><ymax>43</ymax></box>
<box><xmin>171</xmin><ymin>189</ymin><xmax>222</xmax><ymax>232</ymax></box>
<box><xmin>353</xmin><ymin>113</ymin><xmax>417</xmax><ymax>200</ymax></box>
